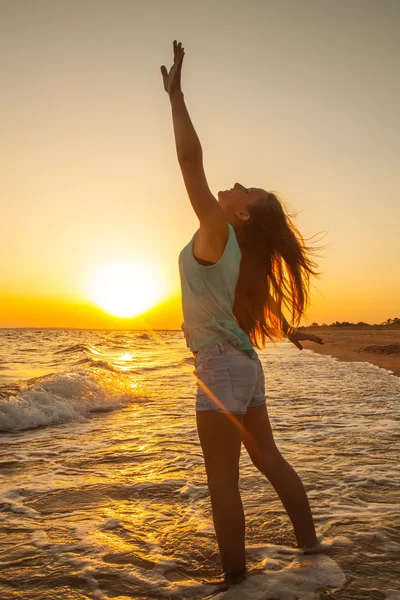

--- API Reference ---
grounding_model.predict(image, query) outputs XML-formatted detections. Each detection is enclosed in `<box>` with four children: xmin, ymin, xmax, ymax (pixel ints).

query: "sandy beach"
<box><xmin>301</xmin><ymin>328</ymin><xmax>400</xmax><ymax>378</ymax></box>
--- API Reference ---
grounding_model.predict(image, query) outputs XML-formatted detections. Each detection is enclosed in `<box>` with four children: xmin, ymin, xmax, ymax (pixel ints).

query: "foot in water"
<box><xmin>300</xmin><ymin>536</ymin><xmax>332</xmax><ymax>555</ymax></box>
<box><xmin>223</xmin><ymin>568</ymin><xmax>247</xmax><ymax>585</ymax></box>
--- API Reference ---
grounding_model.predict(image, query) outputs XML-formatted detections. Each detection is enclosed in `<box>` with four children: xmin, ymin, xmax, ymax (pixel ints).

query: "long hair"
<box><xmin>233</xmin><ymin>191</ymin><xmax>322</xmax><ymax>349</ymax></box>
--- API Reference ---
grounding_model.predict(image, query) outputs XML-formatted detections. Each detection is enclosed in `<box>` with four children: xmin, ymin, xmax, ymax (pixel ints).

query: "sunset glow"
<box><xmin>87</xmin><ymin>262</ymin><xmax>163</xmax><ymax>318</ymax></box>
<box><xmin>0</xmin><ymin>1</ymin><xmax>398</xmax><ymax>329</ymax></box>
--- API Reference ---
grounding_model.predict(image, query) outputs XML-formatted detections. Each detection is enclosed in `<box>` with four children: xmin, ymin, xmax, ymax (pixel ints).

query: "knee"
<box><xmin>251</xmin><ymin>447</ymin><xmax>284</xmax><ymax>476</ymax></box>
<box><xmin>206</xmin><ymin>468</ymin><xmax>240</xmax><ymax>494</ymax></box>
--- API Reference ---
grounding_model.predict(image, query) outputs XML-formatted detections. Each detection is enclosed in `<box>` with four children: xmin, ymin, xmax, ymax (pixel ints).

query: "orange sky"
<box><xmin>1</xmin><ymin>0</ymin><xmax>399</xmax><ymax>329</ymax></box>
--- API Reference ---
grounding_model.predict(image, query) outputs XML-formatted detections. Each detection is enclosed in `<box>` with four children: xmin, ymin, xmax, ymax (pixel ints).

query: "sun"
<box><xmin>88</xmin><ymin>261</ymin><xmax>163</xmax><ymax>318</ymax></box>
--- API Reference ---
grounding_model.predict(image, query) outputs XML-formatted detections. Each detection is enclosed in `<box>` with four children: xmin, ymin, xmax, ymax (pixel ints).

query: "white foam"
<box><xmin>0</xmin><ymin>488</ymin><xmax>39</xmax><ymax>519</ymax></box>
<box><xmin>207</xmin><ymin>554</ymin><xmax>346</xmax><ymax>600</ymax></box>
<box><xmin>0</xmin><ymin>368</ymin><xmax>140</xmax><ymax>432</ymax></box>
<box><xmin>178</xmin><ymin>482</ymin><xmax>207</xmax><ymax>500</ymax></box>
<box><xmin>31</xmin><ymin>530</ymin><xmax>51</xmax><ymax>548</ymax></box>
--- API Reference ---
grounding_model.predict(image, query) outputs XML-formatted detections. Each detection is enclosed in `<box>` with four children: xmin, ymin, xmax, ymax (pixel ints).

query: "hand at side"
<box><xmin>287</xmin><ymin>330</ymin><xmax>324</xmax><ymax>351</ymax></box>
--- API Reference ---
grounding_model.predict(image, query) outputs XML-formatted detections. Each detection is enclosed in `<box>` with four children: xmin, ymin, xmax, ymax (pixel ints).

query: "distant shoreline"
<box><xmin>301</xmin><ymin>328</ymin><xmax>400</xmax><ymax>378</ymax></box>
<box><xmin>0</xmin><ymin>327</ymin><xmax>181</xmax><ymax>332</ymax></box>
<box><xmin>1</xmin><ymin>325</ymin><xmax>399</xmax><ymax>332</ymax></box>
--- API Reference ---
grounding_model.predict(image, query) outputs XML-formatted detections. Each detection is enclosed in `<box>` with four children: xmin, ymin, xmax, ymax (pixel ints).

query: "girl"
<box><xmin>161</xmin><ymin>40</ymin><xmax>326</xmax><ymax>586</ymax></box>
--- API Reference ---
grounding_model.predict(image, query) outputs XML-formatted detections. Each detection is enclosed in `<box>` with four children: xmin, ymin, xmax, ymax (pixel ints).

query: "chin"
<box><xmin>217</xmin><ymin>190</ymin><xmax>227</xmax><ymax>201</ymax></box>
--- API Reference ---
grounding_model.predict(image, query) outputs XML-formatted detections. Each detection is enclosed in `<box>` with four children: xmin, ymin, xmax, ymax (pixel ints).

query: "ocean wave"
<box><xmin>71</xmin><ymin>357</ymin><xmax>126</xmax><ymax>373</ymax></box>
<box><xmin>178</xmin><ymin>357</ymin><xmax>195</xmax><ymax>367</ymax></box>
<box><xmin>54</xmin><ymin>343</ymin><xmax>92</xmax><ymax>355</ymax></box>
<box><xmin>0</xmin><ymin>368</ymin><xmax>141</xmax><ymax>433</ymax></box>
<box><xmin>53</xmin><ymin>343</ymin><xmax>103</xmax><ymax>357</ymax></box>
<box><xmin>88</xmin><ymin>359</ymin><xmax>122</xmax><ymax>373</ymax></box>
<box><xmin>73</xmin><ymin>357</ymin><xmax>94</xmax><ymax>365</ymax></box>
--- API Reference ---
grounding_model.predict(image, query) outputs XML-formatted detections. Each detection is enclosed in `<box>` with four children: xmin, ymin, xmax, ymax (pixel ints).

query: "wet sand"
<box><xmin>301</xmin><ymin>328</ymin><xmax>400</xmax><ymax>377</ymax></box>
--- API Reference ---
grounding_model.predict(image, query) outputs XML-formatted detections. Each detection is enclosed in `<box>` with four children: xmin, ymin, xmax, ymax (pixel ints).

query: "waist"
<box><xmin>191</xmin><ymin>338</ymin><xmax>232</xmax><ymax>356</ymax></box>
<box><xmin>182</xmin><ymin>320</ymin><xmax>258</xmax><ymax>360</ymax></box>
<box><xmin>193</xmin><ymin>339</ymin><xmax>249</xmax><ymax>359</ymax></box>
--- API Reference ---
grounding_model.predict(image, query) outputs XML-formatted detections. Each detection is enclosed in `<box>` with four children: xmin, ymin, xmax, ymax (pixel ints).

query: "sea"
<box><xmin>0</xmin><ymin>328</ymin><xmax>399</xmax><ymax>600</ymax></box>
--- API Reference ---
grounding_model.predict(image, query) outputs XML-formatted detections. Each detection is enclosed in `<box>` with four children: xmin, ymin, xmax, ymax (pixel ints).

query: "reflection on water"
<box><xmin>0</xmin><ymin>329</ymin><xmax>399</xmax><ymax>599</ymax></box>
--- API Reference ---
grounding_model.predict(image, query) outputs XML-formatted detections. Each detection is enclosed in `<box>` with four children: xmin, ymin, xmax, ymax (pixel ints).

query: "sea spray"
<box><xmin>0</xmin><ymin>367</ymin><xmax>142</xmax><ymax>432</ymax></box>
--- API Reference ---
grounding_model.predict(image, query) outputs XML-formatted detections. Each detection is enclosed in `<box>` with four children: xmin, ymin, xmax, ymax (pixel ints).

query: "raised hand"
<box><xmin>160</xmin><ymin>40</ymin><xmax>185</xmax><ymax>97</ymax></box>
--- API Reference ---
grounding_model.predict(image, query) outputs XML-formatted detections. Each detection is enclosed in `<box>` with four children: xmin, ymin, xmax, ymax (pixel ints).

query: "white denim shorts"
<box><xmin>193</xmin><ymin>339</ymin><xmax>266</xmax><ymax>415</ymax></box>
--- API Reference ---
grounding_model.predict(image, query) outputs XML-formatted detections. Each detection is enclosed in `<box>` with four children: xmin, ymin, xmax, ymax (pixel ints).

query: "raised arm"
<box><xmin>161</xmin><ymin>41</ymin><xmax>201</xmax><ymax>161</ymax></box>
<box><xmin>161</xmin><ymin>41</ymin><xmax>227</xmax><ymax>238</ymax></box>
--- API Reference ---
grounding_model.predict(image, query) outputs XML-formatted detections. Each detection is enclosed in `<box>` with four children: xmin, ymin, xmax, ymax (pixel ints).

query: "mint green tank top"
<box><xmin>178</xmin><ymin>222</ymin><xmax>258</xmax><ymax>359</ymax></box>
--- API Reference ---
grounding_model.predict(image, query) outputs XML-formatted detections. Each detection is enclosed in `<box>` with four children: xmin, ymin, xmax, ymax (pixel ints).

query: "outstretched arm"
<box><xmin>161</xmin><ymin>41</ymin><xmax>202</xmax><ymax>162</ymax></box>
<box><xmin>268</xmin><ymin>296</ymin><xmax>294</xmax><ymax>336</ymax></box>
<box><xmin>161</xmin><ymin>41</ymin><xmax>227</xmax><ymax>237</ymax></box>
<box><xmin>268</xmin><ymin>296</ymin><xmax>324</xmax><ymax>350</ymax></box>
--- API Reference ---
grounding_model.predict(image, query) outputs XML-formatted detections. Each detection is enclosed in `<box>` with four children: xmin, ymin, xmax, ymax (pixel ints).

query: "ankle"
<box><xmin>298</xmin><ymin>535</ymin><xmax>329</xmax><ymax>554</ymax></box>
<box><xmin>223</xmin><ymin>567</ymin><xmax>247</xmax><ymax>585</ymax></box>
<box><xmin>296</xmin><ymin>532</ymin><xmax>319</xmax><ymax>549</ymax></box>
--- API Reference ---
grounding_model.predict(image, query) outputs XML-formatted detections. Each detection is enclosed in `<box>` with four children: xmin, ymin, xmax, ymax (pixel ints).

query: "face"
<box><xmin>217</xmin><ymin>182</ymin><xmax>269</xmax><ymax>226</ymax></box>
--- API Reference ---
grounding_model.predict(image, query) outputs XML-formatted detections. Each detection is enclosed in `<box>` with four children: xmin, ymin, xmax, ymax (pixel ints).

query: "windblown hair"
<box><xmin>233</xmin><ymin>191</ymin><xmax>322</xmax><ymax>349</ymax></box>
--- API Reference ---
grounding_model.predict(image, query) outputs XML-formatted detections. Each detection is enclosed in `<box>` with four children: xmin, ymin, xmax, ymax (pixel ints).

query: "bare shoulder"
<box><xmin>193</xmin><ymin>221</ymin><xmax>230</xmax><ymax>264</ymax></box>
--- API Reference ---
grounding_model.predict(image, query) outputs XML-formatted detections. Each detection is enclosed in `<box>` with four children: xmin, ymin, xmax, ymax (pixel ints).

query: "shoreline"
<box><xmin>301</xmin><ymin>329</ymin><xmax>400</xmax><ymax>378</ymax></box>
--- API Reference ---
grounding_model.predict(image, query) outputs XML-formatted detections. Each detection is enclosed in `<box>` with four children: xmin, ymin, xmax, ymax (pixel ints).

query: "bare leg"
<box><xmin>257</xmin><ymin>450</ymin><xmax>318</xmax><ymax>548</ymax></box>
<box><xmin>196</xmin><ymin>410</ymin><xmax>247</xmax><ymax>580</ymax></box>
<box><xmin>242</xmin><ymin>404</ymin><xmax>318</xmax><ymax>548</ymax></box>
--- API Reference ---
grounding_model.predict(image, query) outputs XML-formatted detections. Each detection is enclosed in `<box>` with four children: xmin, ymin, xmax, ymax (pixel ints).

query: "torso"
<box><xmin>192</xmin><ymin>228</ymin><xmax>228</xmax><ymax>266</ymax></box>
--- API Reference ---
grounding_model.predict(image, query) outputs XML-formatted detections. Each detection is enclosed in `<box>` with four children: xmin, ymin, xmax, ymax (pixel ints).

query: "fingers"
<box><xmin>160</xmin><ymin>65</ymin><xmax>168</xmax><ymax>78</ymax></box>
<box><xmin>173</xmin><ymin>40</ymin><xmax>177</xmax><ymax>60</ymax></box>
<box><xmin>173</xmin><ymin>40</ymin><xmax>184</xmax><ymax>64</ymax></box>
